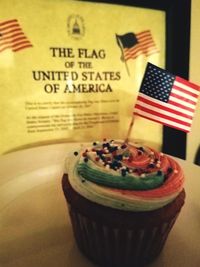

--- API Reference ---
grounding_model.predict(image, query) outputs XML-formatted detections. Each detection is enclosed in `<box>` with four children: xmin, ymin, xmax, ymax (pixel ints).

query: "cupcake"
<box><xmin>62</xmin><ymin>139</ymin><xmax>185</xmax><ymax>267</ymax></box>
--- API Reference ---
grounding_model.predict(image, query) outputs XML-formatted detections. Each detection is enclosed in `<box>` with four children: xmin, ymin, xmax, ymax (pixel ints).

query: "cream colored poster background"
<box><xmin>0</xmin><ymin>0</ymin><xmax>165</xmax><ymax>154</ymax></box>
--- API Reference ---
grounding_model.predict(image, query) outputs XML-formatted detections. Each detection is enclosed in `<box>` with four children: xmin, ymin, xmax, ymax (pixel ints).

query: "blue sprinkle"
<box><xmin>157</xmin><ymin>170</ymin><xmax>162</xmax><ymax>176</ymax></box>
<box><xmin>121</xmin><ymin>169</ymin><xmax>126</xmax><ymax>177</ymax></box>
<box><xmin>114</xmin><ymin>154</ymin><xmax>123</xmax><ymax>160</ymax></box>
<box><xmin>96</xmin><ymin>150</ymin><xmax>103</xmax><ymax>156</ymax></box>
<box><xmin>167</xmin><ymin>167</ymin><xmax>173</xmax><ymax>174</ymax></box>
<box><xmin>100</xmin><ymin>155</ymin><xmax>106</xmax><ymax>161</ymax></box>
<box><xmin>109</xmin><ymin>146</ymin><xmax>118</xmax><ymax>153</ymax></box>
<box><xmin>148</xmin><ymin>163</ymin><xmax>155</xmax><ymax>168</ymax></box>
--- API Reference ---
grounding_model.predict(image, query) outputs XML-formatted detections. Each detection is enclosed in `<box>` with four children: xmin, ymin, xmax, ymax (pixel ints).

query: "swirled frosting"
<box><xmin>66</xmin><ymin>140</ymin><xmax>184</xmax><ymax>211</ymax></box>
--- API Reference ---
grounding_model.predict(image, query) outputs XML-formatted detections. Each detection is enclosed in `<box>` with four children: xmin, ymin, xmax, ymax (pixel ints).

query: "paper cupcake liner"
<box><xmin>68</xmin><ymin>204</ymin><xmax>179</xmax><ymax>267</ymax></box>
<box><xmin>62</xmin><ymin>175</ymin><xmax>185</xmax><ymax>267</ymax></box>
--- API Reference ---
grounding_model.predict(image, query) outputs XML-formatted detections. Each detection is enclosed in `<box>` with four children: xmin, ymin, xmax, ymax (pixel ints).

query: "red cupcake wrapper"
<box><xmin>62</xmin><ymin>174</ymin><xmax>185</xmax><ymax>267</ymax></box>
<box><xmin>68</xmin><ymin>204</ymin><xmax>179</xmax><ymax>267</ymax></box>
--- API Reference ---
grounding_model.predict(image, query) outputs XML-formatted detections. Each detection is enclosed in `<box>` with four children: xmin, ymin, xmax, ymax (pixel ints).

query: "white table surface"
<box><xmin>0</xmin><ymin>143</ymin><xmax>200</xmax><ymax>267</ymax></box>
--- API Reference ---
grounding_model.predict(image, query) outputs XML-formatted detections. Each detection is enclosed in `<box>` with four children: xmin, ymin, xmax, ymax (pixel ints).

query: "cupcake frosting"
<box><xmin>66</xmin><ymin>140</ymin><xmax>184</xmax><ymax>211</ymax></box>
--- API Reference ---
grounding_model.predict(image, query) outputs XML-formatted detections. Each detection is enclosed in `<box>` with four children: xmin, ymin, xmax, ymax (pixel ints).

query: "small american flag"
<box><xmin>134</xmin><ymin>63</ymin><xmax>200</xmax><ymax>132</ymax></box>
<box><xmin>116</xmin><ymin>30</ymin><xmax>159</xmax><ymax>61</ymax></box>
<box><xmin>0</xmin><ymin>19</ymin><xmax>33</xmax><ymax>53</ymax></box>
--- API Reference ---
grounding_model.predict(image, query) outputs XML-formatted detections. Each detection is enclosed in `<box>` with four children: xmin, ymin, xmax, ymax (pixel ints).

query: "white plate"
<box><xmin>0</xmin><ymin>143</ymin><xmax>200</xmax><ymax>267</ymax></box>
<box><xmin>0</xmin><ymin>143</ymin><xmax>95</xmax><ymax>267</ymax></box>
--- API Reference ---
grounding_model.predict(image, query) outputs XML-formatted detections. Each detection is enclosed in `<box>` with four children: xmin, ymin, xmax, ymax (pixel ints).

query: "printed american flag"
<box><xmin>134</xmin><ymin>63</ymin><xmax>200</xmax><ymax>132</ymax></box>
<box><xmin>0</xmin><ymin>19</ymin><xmax>33</xmax><ymax>53</ymax></box>
<box><xmin>116</xmin><ymin>30</ymin><xmax>159</xmax><ymax>61</ymax></box>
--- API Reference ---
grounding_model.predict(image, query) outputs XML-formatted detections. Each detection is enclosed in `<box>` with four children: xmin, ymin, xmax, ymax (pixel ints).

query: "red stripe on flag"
<box><xmin>135</xmin><ymin>104</ymin><xmax>191</xmax><ymax>127</ymax></box>
<box><xmin>137</xmin><ymin>95</ymin><xmax>193</xmax><ymax>119</ymax></box>
<box><xmin>134</xmin><ymin>112</ymin><xmax>190</xmax><ymax>133</ymax></box>
<box><xmin>0</xmin><ymin>22</ymin><xmax>20</xmax><ymax>32</ymax></box>
<box><xmin>0</xmin><ymin>32</ymin><xmax>24</xmax><ymax>42</ymax></box>
<box><xmin>167</xmin><ymin>99</ymin><xmax>195</xmax><ymax>112</ymax></box>
<box><xmin>136</xmin><ymin>30</ymin><xmax>152</xmax><ymax>39</ymax></box>
<box><xmin>176</xmin><ymin>76</ymin><xmax>200</xmax><ymax>91</ymax></box>
<box><xmin>172</xmin><ymin>84</ymin><xmax>199</xmax><ymax>98</ymax></box>
<box><xmin>13</xmin><ymin>44</ymin><xmax>33</xmax><ymax>52</ymax></box>
<box><xmin>11</xmin><ymin>40</ymin><xmax>32</xmax><ymax>48</ymax></box>
<box><xmin>170</xmin><ymin>91</ymin><xmax>197</xmax><ymax>105</ymax></box>
<box><xmin>0</xmin><ymin>36</ymin><xmax>29</xmax><ymax>47</ymax></box>
<box><xmin>0</xmin><ymin>41</ymin><xmax>32</xmax><ymax>53</ymax></box>
<box><xmin>0</xmin><ymin>28</ymin><xmax>22</xmax><ymax>38</ymax></box>
<box><xmin>124</xmin><ymin>47</ymin><xmax>142</xmax><ymax>60</ymax></box>
<box><xmin>124</xmin><ymin>45</ymin><xmax>159</xmax><ymax>60</ymax></box>
<box><xmin>0</xmin><ymin>19</ymin><xmax>17</xmax><ymax>27</ymax></box>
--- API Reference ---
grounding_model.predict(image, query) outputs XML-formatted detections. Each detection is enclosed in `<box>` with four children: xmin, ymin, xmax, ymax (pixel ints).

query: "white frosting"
<box><xmin>65</xmin><ymin>141</ymin><xmax>184</xmax><ymax>211</ymax></box>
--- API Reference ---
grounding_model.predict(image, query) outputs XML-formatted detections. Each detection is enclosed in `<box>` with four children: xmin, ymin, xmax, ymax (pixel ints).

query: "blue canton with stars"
<box><xmin>140</xmin><ymin>63</ymin><xmax>175</xmax><ymax>103</ymax></box>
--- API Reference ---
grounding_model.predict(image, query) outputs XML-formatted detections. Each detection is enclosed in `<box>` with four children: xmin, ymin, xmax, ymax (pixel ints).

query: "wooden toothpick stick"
<box><xmin>124</xmin><ymin>116</ymin><xmax>135</xmax><ymax>144</ymax></box>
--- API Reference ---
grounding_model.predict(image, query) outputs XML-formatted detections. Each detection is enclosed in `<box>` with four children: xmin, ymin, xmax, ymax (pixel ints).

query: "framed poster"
<box><xmin>0</xmin><ymin>0</ymin><xmax>191</xmax><ymax>159</ymax></box>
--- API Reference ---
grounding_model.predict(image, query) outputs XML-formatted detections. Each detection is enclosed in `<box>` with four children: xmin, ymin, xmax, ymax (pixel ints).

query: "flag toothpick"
<box><xmin>125</xmin><ymin>62</ymin><xmax>200</xmax><ymax>145</ymax></box>
<box><xmin>134</xmin><ymin>62</ymin><xmax>200</xmax><ymax>133</ymax></box>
